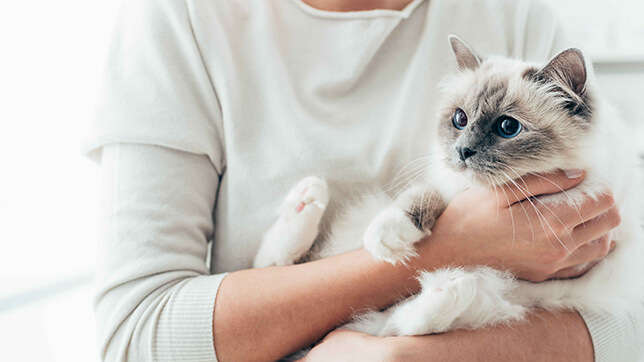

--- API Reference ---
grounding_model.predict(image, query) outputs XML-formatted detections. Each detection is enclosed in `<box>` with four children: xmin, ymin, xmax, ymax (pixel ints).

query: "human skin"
<box><xmin>303</xmin><ymin>310</ymin><xmax>593</xmax><ymax>361</ymax></box>
<box><xmin>213</xmin><ymin>171</ymin><xmax>620</xmax><ymax>361</ymax></box>
<box><xmin>301</xmin><ymin>0</ymin><xmax>413</xmax><ymax>12</ymax></box>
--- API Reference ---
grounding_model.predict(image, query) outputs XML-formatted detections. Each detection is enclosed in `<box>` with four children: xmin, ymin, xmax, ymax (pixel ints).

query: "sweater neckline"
<box><xmin>289</xmin><ymin>0</ymin><xmax>426</xmax><ymax>20</ymax></box>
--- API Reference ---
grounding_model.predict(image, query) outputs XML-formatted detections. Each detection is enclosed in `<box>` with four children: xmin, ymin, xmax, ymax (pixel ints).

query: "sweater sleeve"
<box><xmin>97</xmin><ymin>143</ymin><xmax>225</xmax><ymax>361</ymax></box>
<box><xmin>82</xmin><ymin>0</ymin><xmax>225</xmax><ymax>173</ymax></box>
<box><xmin>520</xmin><ymin>1</ymin><xmax>644</xmax><ymax>360</ymax></box>
<box><xmin>84</xmin><ymin>0</ymin><xmax>228</xmax><ymax>359</ymax></box>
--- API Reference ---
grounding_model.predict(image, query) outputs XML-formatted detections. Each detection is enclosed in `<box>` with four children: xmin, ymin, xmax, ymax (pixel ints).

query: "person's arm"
<box><xmin>303</xmin><ymin>311</ymin><xmax>594</xmax><ymax>361</ymax></box>
<box><xmin>306</xmin><ymin>304</ymin><xmax>644</xmax><ymax>361</ymax></box>
<box><xmin>95</xmin><ymin>143</ymin><xmax>225</xmax><ymax>361</ymax></box>
<box><xmin>392</xmin><ymin>310</ymin><xmax>594</xmax><ymax>361</ymax></box>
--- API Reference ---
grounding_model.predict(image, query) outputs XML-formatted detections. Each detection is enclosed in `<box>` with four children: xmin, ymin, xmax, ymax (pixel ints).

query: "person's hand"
<box><xmin>415</xmin><ymin>170</ymin><xmax>620</xmax><ymax>282</ymax></box>
<box><xmin>300</xmin><ymin>329</ymin><xmax>392</xmax><ymax>362</ymax></box>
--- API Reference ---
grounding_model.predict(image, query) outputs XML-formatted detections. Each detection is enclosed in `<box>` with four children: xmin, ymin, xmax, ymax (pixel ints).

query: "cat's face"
<box><xmin>436</xmin><ymin>36</ymin><xmax>595</xmax><ymax>186</ymax></box>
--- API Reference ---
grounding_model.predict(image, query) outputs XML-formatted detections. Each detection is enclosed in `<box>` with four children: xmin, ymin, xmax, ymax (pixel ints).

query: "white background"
<box><xmin>0</xmin><ymin>1</ymin><xmax>643</xmax><ymax>361</ymax></box>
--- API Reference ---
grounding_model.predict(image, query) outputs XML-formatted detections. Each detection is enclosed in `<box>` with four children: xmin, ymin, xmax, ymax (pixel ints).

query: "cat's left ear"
<box><xmin>537</xmin><ymin>48</ymin><xmax>587</xmax><ymax>96</ymax></box>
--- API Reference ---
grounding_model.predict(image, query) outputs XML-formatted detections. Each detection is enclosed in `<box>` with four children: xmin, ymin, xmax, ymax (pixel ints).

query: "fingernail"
<box><xmin>565</xmin><ymin>169</ymin><xmax>584</xmax><ymax>179</ymax></box>
<box><xmin>610</xmin><ymin>241</ymin><xmax>616</xmax><ymax>251</ymax></box>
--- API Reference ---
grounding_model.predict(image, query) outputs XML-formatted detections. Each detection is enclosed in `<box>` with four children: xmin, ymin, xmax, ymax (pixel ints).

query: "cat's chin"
<box><xmin>452</xmin><ymin>167</ymin><xmax>492</xmax><ymax>187</ymax></box>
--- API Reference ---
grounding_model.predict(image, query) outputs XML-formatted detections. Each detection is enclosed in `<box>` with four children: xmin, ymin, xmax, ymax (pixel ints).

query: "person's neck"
<box><xmin>301</xmin><ymin>0</ymin><xmax>414</xmax><ymax>12</ymax></box>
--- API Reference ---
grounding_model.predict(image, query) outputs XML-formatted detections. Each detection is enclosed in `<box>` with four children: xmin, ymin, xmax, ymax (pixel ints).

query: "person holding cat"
<box><xmin>84</xmin><ymin>0</ymin><xmax>644</xmax><ymax>361</ymax></box>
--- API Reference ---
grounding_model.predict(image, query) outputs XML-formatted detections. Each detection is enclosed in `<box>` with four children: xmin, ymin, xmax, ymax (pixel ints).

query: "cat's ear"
<box><xmin>448</xmin><ymin>35</ymin><xmax>482</xmax><ymax>71</ymax></box>
<box><xmin>537</xmin><ymin>48</ymin><xmax>587</xmax><ymax>96</ymax></box>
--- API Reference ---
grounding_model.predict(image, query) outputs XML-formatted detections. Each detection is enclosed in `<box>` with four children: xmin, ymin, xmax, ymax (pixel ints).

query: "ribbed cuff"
<box><xmin>578</xmin><ymin>307</ymin><xmax>644</xmax><ymax>362</ymax></box>
<box><xmin>153</xmin><ymin>273</ymin><xmax>227</xmax><ymax>361</ymax></box>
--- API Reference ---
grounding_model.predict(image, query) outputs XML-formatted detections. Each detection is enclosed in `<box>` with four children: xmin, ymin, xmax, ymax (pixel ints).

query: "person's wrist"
<box><xmin>410</xmin><ymin>230</ymin><xmax>459</xmax><ymax>272</ymax></box>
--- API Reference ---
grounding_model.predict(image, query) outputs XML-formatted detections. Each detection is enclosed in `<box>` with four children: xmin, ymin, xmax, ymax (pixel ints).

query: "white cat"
<box><xmin>254</xmin><ymin>36</ymin><xmax>644</xmax><ymax>337</ymax></box>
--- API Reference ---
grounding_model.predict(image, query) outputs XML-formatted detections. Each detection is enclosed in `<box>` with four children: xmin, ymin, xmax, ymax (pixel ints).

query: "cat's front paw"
<box><xmin>363</xmin><ymin>208</ymin><xmax>426</xmax><ymax>264</ymax></box>
<box><xmin>254</xmin><ymin>176</ymin><xmax>329</xmax><ymax>268</ymax></box>
<box><xmin>281</xmin><ymin>176</ymin><xmax>329</xmax><ymax>215</ymax></box>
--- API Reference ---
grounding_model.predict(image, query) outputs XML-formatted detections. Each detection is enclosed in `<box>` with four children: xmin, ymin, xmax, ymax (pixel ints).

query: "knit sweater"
<box><xmin>83</xmin><ymin>0</ymin><xmax>644</xmax><ymax>360</ymax></box>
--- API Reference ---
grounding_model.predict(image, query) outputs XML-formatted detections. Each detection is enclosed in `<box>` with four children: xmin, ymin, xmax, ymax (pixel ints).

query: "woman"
<box><xmin>84</xmin><ymin>0</ymin><xmax>643</xmax><ymax>360</ymax></box>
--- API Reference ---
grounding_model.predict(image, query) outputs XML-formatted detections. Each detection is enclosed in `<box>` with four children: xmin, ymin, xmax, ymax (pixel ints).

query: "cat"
<box><xmin>253</xmin><ymin>35</ymin><xmax>644</xmax><ymax>337</ymax></box>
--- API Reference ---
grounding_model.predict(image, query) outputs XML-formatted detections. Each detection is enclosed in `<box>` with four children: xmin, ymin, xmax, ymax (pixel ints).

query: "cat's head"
<box><xmin>436</xmin><ymin>35</ymin><xmax>595</xmax><ymax>186</ymax></box>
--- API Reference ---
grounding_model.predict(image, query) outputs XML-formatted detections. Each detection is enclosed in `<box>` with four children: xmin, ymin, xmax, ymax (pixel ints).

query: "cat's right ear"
<box><xmin>449</xmin><ymin>35</ymin><xmax>482</xmax><ymax>71</ymax></box>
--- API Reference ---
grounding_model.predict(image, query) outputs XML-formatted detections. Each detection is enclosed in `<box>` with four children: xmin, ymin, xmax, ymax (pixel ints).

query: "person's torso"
<box><xmin>189</xmin><ymin>0</ymin><xmax>551</xmax><ymax>272</ymax></box>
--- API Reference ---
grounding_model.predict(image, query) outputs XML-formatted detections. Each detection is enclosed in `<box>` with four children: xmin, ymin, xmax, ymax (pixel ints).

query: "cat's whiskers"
<box><xmin>349</xmin><ymin>158</ymin><xmax>438</xmax><ymax>203</ymax></box>
<box><xmin>385</xmin><ymin>166</ymin><xmax>433</xmax><ymax>203</ymax></box>
<box><xmin>494</xmin><ymin>172</ymin><xmax>548</xmax><ymax>250</ymax></box>
<box><xmin>387</xmin><ymin>157</ymin><xmax>450</xmax><ymax>204</ymax></box>
<box><xmin>419</xmin><ymin>167</ymin><xmax>452</xmax><ymax>228</ymax></box>
<box><xmin>485</xmin><ymin>174</ymin><xmax>501</xmax><ymax>223</ymax></box>
<box><xmin>502</xmin><ymin>168</ymin><xmax>573</xmax><ymax>254</ymax></box>
<box><xmin>508</xmin><ymin>168</ymin><xmax>579</xmax><ymax>246</ymax></box>
<box><xmin>496</xmin><ymin>171</ymin><xmax>536</xmax><ymax>245</ymax></box>
<box><xmin>523</xmin><ymin>170</ymin><xmax>585</xmax><ymax>226</ymax></box>
<box><xmin>384</xmin><ymin>157</ymin><xmax>445</xmax><ymax>198</ymax></box>
<box><xmin>384</xmin><ymin>156</ymin><xmax>436</xmax><ymax>191</ymax></box>
<box><xmin>496</xmin><ymin>179</ymin><xmax>516</xmax><ymax>246</ymax></box>
<box><xmin>388</xmin><ymin>152</ymin><xmax>434</xmax><ymax>179</ymax></box>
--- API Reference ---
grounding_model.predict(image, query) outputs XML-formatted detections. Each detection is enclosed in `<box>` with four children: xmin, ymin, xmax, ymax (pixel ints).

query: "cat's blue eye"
<box><xmin>497</xmin><ymin>117</ymin><xmax>522</xmax><ymax>138</ymax></box>
<box><xmin>452</xmin><ymin>108</ymin><xmax>468</xmax><ymax>130</ymax></box>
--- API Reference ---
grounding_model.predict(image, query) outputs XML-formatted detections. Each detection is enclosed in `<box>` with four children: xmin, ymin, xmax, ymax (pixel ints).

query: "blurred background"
<box><xmin>0</xmin><ymin>0</ymin><xmax>642</xmax><ymax>361</ymax></box>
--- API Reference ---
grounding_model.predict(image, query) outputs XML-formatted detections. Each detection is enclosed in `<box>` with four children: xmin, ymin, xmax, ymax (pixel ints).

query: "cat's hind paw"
<box><xmin>380</xmin><ymin>267</ymin><xmax>525</xmax><ymax>336</ymax></box>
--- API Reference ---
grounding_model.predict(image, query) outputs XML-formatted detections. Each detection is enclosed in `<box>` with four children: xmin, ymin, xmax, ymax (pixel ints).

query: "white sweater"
<box><xmin>84</xmin><ymin>0</ymin><xmax>644</xmax><ymax>360</ymax></box>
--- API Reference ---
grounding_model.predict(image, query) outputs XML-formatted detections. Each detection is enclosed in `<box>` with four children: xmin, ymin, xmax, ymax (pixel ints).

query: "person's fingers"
<box><xmin>569</xmin><ymin>205</ymin><xmax>621</xmax><ymax>248</ymax></box>
<box><xmin>495</xmin><ymin>170</ymin><xmax>585</xmax><ymax>206</ymax></box>
<box><xmin>549</xmin><ymin>259</ymin><xmax>601</xmax><ymax>280</ymax></box>
<box><xmin>551</xmin><ymin>240</ymin><xmax>615</xmax><ymax>279</ymax></box>
<box><xmin>558</xmin><ymin>233</ymin><xmax>614</xmax><ymax>269</ymax></box>
<box><xmin>517</xmin><ymin>190</ymin><xmax>616</xmax><ymax>230</ymax></box>
<box><xmin>572</xmin><ymin>191</ymin><xmax>617</xmax><ymax>225</ymax></box>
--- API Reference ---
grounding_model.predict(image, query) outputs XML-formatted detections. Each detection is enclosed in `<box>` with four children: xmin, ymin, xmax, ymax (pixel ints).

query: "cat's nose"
<box><xmin>457</xmin><ymin>147</ymin><xmax>477</xmax><ymax>161</ymax></box>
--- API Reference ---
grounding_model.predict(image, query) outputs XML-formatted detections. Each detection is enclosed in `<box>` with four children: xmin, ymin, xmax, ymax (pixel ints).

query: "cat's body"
<box><xmin>254</xmin><ymin>36</ymin><xmax>644</xmax><ymax>337</ymax></box>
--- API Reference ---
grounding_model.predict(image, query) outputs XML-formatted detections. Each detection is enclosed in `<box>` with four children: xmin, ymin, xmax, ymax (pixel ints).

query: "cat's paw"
<box><xmin>281</xmin><ymin>176</ymin><xmax>329</xmax><ymax>217</ymax></box>
<box><xmin>341</xmin><ymin>309</ymin><xmax>394</xmax><ymax>336</ymax></box>
<box><xmin>379</xmin><ymin>270</ymin><xmax>475</xmax><ymax>336</ymax></box>
<box><xmin>254</xmin><ymin>176</ymin><xmax>329</xmax><ymax>268</ymax></box>
<box><xmin>379</xmin><ymin>268</ymin><xmax>525</xmax><ymax>336</ymax></box>
<box><xmin>363</xmin><ymin>208</ymin><xmax>425</xmax><ymax>264</ymax></box>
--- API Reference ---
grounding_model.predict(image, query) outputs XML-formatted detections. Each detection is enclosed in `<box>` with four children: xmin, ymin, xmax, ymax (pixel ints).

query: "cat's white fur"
<box><xmin>253</xmin><ymin>41</ymin><xmax>644</xmax><ymax>337</ymax></box>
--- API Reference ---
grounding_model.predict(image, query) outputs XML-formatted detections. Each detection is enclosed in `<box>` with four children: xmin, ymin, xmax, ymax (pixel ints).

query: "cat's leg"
<box><xmin>379</xmin><ymin>267</ymin><xmax>526</xmax><ymax>336</ymax></box>
<box><xmin>341</xmin><ymin>308</ymin><xmax>397</xmax><ymax>336</ymax></box>
<box><xmin>363</xmin><ymin>184</ymin><xmax>446</xmax><ymax>263</ymax></box>
<box><xmin>253</xmin><ymin>176</ymin><xmax>329</xmax><ymax>268</ymax></box>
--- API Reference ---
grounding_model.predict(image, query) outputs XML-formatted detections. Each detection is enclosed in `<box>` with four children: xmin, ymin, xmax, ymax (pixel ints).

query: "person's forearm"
<box><xmin>214</xmin><ymin>246</ymin><xmax>441</xmax><ymax>362</ymax></box>
<box><xmin>389</xmin><ymin>309</ymin><xmax>594</xmax><ymax>361</ymax></box>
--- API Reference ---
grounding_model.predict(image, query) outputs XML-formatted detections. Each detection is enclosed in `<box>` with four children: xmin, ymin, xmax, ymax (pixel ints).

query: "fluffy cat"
<box><xmin>254</xmin><ymin>36</ymin><xmax>644</xmax><ymax>337</ymax></box>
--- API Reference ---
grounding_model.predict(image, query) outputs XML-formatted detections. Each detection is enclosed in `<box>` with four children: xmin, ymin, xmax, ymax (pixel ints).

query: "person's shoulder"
<box><xmin>434</xmin><ymin>0</ymin><xmax>555</xmax><ymax>20</ymax></box>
